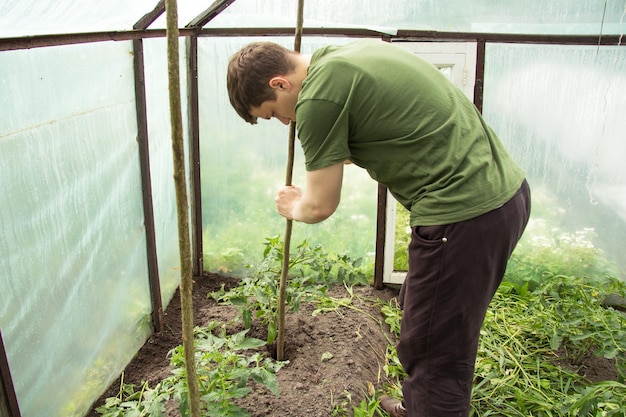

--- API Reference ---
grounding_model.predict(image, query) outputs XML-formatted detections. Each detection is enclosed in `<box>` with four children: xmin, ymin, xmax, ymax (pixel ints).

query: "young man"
<box><xmin>227</xmin><ymin>40</ymin><xmax>530</xmax><ymax>417</ymax></box>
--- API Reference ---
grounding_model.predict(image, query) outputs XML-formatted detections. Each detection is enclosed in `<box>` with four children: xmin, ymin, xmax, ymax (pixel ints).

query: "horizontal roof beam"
<box><xmin>0</xmin><ymin>29</ymin><xmax>192</xmax><ymax>51</ymax></box>
<box><xmin>1</xmin><ymin>27</ymin><xmax>623</xmax><ymax>52</ymax></box>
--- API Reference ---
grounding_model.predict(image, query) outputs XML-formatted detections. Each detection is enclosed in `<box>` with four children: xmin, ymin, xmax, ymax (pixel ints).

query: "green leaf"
<box><xmin>549</xmin><ymin>330</ymin><xmax>562</xmax><ymax>350</ymax></box>
<box><xmin>234</xmin><ymin>337</ymin><xmax>266</xmax><ymax>351</ymax></box>
<box><xmin>267</xmin><ymin>321</ymin><xmax>277</xmax><ymax>344</ymax></box>
<box><xmin>243</xmin><ymin>308</ymin><xmax>252</xmax><ymax>328</ymax></box>
<box><xmin>250</xmin><ymin>368</ymin><xmax>281</xmax><ymax>396</ymax></box>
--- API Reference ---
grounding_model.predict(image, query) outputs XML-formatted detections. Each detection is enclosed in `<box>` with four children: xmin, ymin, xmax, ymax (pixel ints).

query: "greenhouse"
<box><xmin>1</xmin><ymin>0</ymin><xmax>625</xmax><ymax>416</ymax></box>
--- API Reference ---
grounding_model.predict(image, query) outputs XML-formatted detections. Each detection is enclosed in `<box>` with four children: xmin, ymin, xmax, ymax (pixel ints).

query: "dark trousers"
<box><xmin>397</xmin><ymin>180</ymin><xmax>531</xmax><ymax>417</ymax></box>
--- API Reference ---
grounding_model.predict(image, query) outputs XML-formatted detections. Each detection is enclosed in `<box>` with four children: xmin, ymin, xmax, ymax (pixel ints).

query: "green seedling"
<box><xmin>211</xmin><ymin>236</ymin><xmax>369</xmax><ymax>345</ymax></box>
<box><xmin>97</xmin><ymin>322</ymin><xmax>283</xmax><ymax>417</ymax></box>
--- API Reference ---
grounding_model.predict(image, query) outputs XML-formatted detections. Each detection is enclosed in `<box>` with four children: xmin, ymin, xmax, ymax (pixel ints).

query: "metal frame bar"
<box><xmin>183</xmin><ymin>1</ymin><xmax>235</xmax><ymax>278</ymax></box>
<box><xmin>186</xmin><ymin>34</ymin><xmax>204</xmax><ymax>276</ymax></box>
<box><xmin>394</xmin><ymin>29</ymin><xmax>624</xmax><ymax>45</ymax></box>
<box><xmin>187</xmin><ymin>0</ymin><xmax>238</xmax><ymax>29</ymax></box>
<box><xmin>0</xmin><ymin>29</ymin><xmax>188</xmax><ymax>51</ymax></box>
<box><xmin>0</xmin><ymin>330</ymin><xmax>21</xmax><ymax>417</ymax></box>
<box><xmin>131</xmin><ymin>4</ymin><xmax>166</xmax><ymax>333</ymax></box>
<box><xmin>373</xmin><ymin>184</ymin><xmax>388</xmax><ymax>289</ymax></box>
<box><xmin>134</xmin><ymin>0</ymin><xmax>166</xmax><ymax>30</ymax></box>
<box><xmin>3</xmin><ymin>27</ymin><xmax>623</xmax><ymax>52</ymax></box>
<box><xmin>182</xmin><ymin>0</ymin><xmax>240</xmax><ymax>277</ymax></box>
<box><xmin>474</xmin><ymin>39</ymin><xmax>487</xmax><ymax>113</ymax></box>
<box><xmin>132</xmin><ymin>36</ymin><xmax>164</xmax><ymax>333</ymax></box>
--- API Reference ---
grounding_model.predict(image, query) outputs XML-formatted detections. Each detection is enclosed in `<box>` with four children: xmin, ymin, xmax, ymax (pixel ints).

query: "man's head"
<box><xmin>227</xmin><ymin>42</ymin><xmax>298</xmax><ymax>124</ymax></box>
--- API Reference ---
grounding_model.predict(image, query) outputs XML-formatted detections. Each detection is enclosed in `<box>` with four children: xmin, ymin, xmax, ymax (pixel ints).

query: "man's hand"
<box><xmin>274</xmin><ymin>163</ymin><xmax>344</xmax><ymax>224</ymax></box>
<box><xmin>275</xmin><ymin>185</ymin><xmax>302</xmax><ymax>220</ymax></box>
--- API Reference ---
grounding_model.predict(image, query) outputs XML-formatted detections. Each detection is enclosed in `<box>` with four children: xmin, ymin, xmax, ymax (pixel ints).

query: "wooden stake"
<box><xmin>276</xmin><ymin>0</ymin><xmax>304</xmax><ymax>362</ymax></box>
<box><xmin>165</xmin><ymin>0</ymin><xmax>201</xmax><ymax>415</ymax></box>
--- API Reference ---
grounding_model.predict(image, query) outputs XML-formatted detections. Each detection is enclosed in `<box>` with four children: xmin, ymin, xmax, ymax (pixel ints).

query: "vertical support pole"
<box><xmin>133</xmin><ymin>37</ymin><xmax>164</xmax><ymax>333</ymax></box>
<box><xmin>276</xmin><ymin>0</ymin><xmax>304</xmax><ymax>362</ymax></box>
<box><xmin>165</xmin><ymin>0</ymin><xmax>201</xmax><ymax>413</ymax></box>
<box><xmin>0</xmin><ymin>330</ymin><xmax>21</xmax><ymax>417</ymax></box>
<box><xmin>186</xmin><ymin>34</ymin><xmax>204</xmax><ymax>277</ymax></box>
<box><xmin>373</xmin><ymin>184</ymin><xmax>388</xmax><ymax>289</ymax></box>
<box><xmin>373</xmin><ymin>35</ymin><xmax>393</xmax><ymax>290</ymax></box>
<box><xmin>474</xmin><ymin>39</ymin><xmax>486</xmax><ymax>113</ymax></box>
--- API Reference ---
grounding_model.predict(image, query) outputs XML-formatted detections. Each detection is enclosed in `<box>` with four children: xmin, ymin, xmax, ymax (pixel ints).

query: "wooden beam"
<box><xmin>186</xmin><ymin>35</ymin><xmax>204</xmax><ymax>276</ymax></box>
<box><xmin>0</xmin><ymin>331</ymin><xmax>21</xmax><ymax>417</ymax></box>
<box><xmin>133</xmin><ymin>37</ymin><xmax>164</xmax><ymax>333</ymax></box>
<box><xmin>134</xmin><ymin>0</ymin><xmax>166</xmax><ymax>30</ymax></box>
<box><xmin>186</xmin><ymin>0</ymin><xmax>238</xmax><ymax>29</ymax></box>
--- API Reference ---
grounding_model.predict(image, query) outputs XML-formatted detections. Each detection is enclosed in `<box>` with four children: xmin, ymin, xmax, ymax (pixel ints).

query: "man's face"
<box><xmin>249</xmin><ymin>76</ymin><xmax>298</xmax><ymax>125</ymax></box>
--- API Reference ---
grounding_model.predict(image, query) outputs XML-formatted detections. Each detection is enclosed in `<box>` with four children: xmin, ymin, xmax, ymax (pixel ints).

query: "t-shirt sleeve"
<box><xmin>296</xmin><ymin>99</ymin><xmax>352</xmax><ymax>171</ymax></box>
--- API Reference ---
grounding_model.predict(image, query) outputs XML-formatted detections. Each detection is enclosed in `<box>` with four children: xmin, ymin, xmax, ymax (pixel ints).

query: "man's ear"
<box><xmin>268</xmin><ymin>76</ymin><xmax>291</xmax><ymax>91</ymax></box>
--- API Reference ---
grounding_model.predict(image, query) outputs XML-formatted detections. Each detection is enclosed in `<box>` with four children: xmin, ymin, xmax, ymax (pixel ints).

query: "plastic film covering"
<box><xmin>204</xmin><ymin>0</ymin><xmax>626</xmax><ymax>35</ymax></box>
<box><xmin>199</xmin><ymin>37</ymin><xmax>378</xmax><ymax>276</ymax></box>
<box><xmin>0</xmin><ymin>0</ymin><xmax>156</xmax><ymax>38</ymax></box>
<box><xmin>1</xmin><ymin>0</ymin><xmax>624</xmax><ymax>39</ymax></box>
<box><xmin>0</xmin><ymin>41</ymin><xmax>153</xmax><ymax>417</ymax></box>
<box><xmin>483</xmin><ymin>43</ymin><xmax>626</xmax><ymax>279</ymax></box>
<box><xmin>142</xmin><ymin>36</ymin><xmax>188</xmax><ymax>302</ymax></box>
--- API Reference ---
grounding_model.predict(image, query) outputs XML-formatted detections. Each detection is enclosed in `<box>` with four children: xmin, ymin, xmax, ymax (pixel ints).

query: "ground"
<box><xmin>86</xmin><ymin>273</ymin><xmax>619</xmax><ymax>417</ymax></box>
<box><xmin>86</xmin><ymin>273</ymin><xmax>399</xmax><ymax>417</ymax></box>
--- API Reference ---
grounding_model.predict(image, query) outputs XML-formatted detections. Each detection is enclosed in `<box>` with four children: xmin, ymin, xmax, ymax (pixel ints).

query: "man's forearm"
<box><xmin>292</xmin><ymin>197</ymin><xmax>334</xmax><ymax>224</ymax></box>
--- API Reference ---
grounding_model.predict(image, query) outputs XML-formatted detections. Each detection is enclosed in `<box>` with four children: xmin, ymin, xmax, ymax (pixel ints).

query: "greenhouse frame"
<box><xmin>1</xmin><ymin>0</ymin><xmax>625</xmax><ymax>416</ymax></box>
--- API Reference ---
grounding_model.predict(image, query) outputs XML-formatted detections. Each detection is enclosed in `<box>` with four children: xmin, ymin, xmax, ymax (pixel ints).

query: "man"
<box><xmin>227</xmin><ymin>39</ymin><xmax>530</xmax><ymax>417</ymax></box>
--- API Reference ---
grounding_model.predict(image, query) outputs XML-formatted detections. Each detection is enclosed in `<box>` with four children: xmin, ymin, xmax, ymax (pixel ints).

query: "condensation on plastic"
<box><xmin>482</xmin><ymin>43</ymin><xmax>626</xmax><ymax>278</ymax></box>
<box><xmin>142</xmin><ymin>37</ymin><xmax>189</xmax><ymax>304</ymax></box>
<box><xmin>203</xmin><ymin>0</ymin><xmax>626</xmax><ymax>35</ymax></box>
<box><xmin>0</xmin><ymin>0</ymin><xmax>156</xmax><ymax>38</ymax></box>
<box><xmin>0</xmin><ymin>39</ymin><xmax>183</xmax><ymax>417</ymax></box>
<box><xmin>1</xmin><ymin>0</ymin><xmax>625</xmax><ymax>39</ymax></box>
<box><xmin>0</xmin><ymin>41</ymin><xmax>151</xmax><ymax>417</ymax></box>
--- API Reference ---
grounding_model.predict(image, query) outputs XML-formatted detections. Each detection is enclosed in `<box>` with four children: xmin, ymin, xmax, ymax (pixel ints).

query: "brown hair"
<box><xmin>227</xmin><ymin>42</ymin><xmax>297</xmax><ymax>124</ymax></box>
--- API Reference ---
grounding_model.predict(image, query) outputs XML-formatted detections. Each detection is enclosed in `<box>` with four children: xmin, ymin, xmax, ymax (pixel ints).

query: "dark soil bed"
<box><xmin>86</xmin><ymin>273</ymin><xmax>619</xmax><ymax>417</ymax></box>
<box><xmin>87</xmin><ymin>273</ymin><xmax>399</xmax><ymax>416</ymax></box>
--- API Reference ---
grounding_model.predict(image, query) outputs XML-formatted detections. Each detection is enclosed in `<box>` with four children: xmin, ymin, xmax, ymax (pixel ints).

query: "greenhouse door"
<box><xmin>382</xmin><ymin>42</ymin><xmax>478</xmax><ymax>285</ymax></box>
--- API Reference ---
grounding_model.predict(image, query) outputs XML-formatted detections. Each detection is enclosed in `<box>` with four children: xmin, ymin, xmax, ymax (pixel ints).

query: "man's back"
<box><xmin>296</xmin><ymin>40</ymin><xmax>525</xmax><ymax>226</ymax></box>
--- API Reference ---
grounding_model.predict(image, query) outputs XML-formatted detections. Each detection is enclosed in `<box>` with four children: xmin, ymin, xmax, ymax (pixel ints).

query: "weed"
<box><xmin>528</xmin><ymin>274</ymin><xmax>626</xmax><ymax>366</ymax></box>
<box><xmin>376</xmin><ymin>259</ymin><xmax>626</xmax><ymax>416</ymax></box>
<box><xmin>471</xmin><ymin>275</ymin><xmax>626</xmax><ymax>416</ymax></box>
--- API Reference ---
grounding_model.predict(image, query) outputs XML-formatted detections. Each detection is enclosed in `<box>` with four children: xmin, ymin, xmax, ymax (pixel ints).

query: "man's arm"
<box><xmin>275</xmin><ymin>162</ymin><xmax>344</xmax><ymax>224</ymax></box>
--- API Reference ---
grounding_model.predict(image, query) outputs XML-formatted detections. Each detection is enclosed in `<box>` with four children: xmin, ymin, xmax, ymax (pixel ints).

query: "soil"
<box><xmin>86</xmin><ymin>273</ymin><xmax>619</xmax><ymax>417</ymax></box>
<box><xmin>86</xmin><ymin>273</ymin><xmax>399</xmax><ymax>417</ymax></box>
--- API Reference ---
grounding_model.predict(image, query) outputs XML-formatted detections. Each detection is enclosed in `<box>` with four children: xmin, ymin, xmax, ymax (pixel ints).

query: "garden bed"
<box><xmin>87</xmin><ymin>272</ymin><xmax>623</xmax><ymax>416</ymax></box>
<box><xmin>87</xmin><ymin>273</ymin><xmax>399</xmax><ymax>416</ymax></box>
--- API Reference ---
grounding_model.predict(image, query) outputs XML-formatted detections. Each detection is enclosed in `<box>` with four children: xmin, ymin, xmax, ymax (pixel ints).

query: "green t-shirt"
<box><xmin>296</xmin><ymin>40</ymin><xmax>526</xmax><ymax>226</ymax></box>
